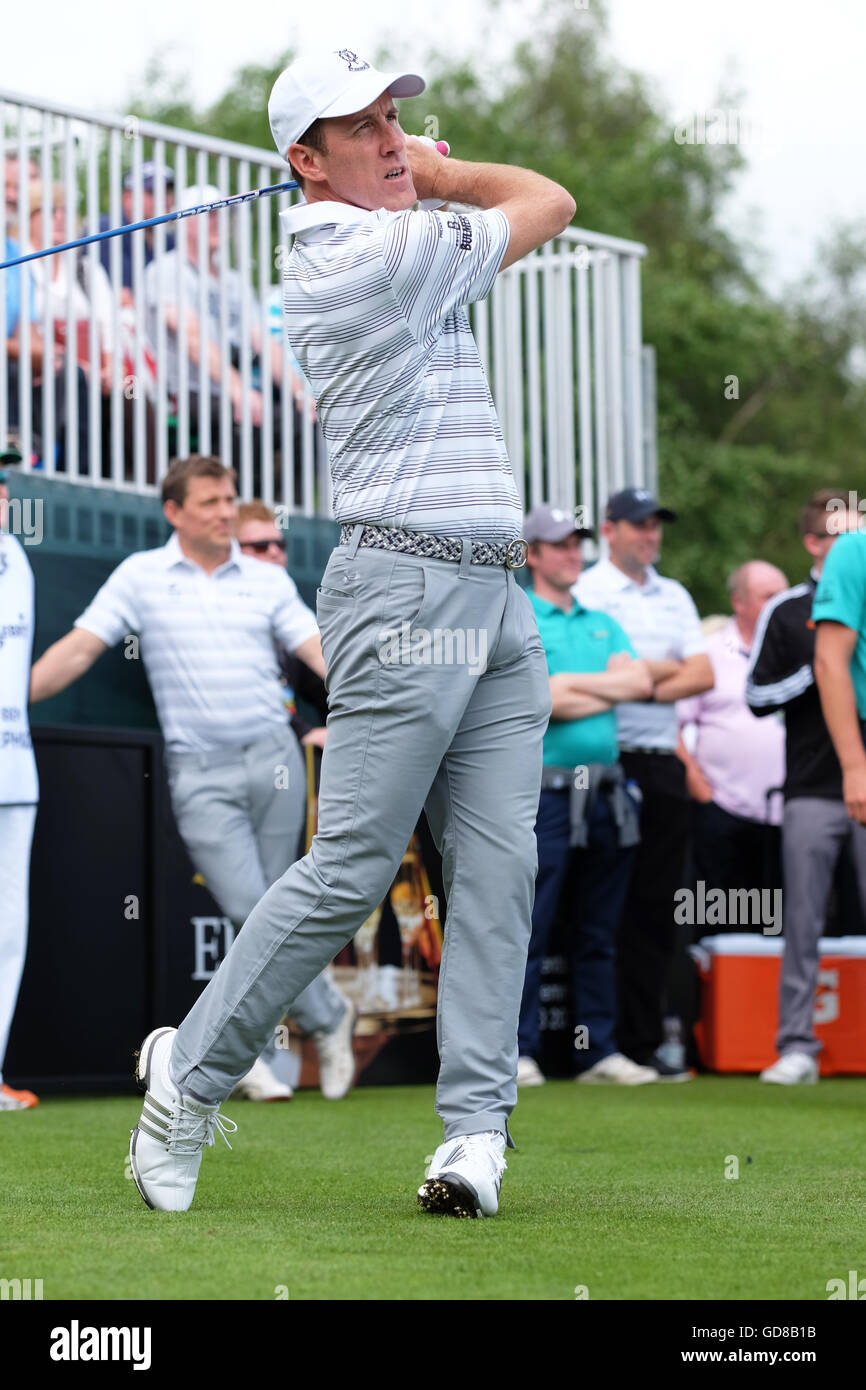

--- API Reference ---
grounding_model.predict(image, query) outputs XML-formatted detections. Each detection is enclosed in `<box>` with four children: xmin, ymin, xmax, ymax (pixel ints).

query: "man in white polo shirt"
<box><xmin>123</xmin><ymin>45</ymin><xmax>574</xmax><ymax>1218</ymax></box>
<box><xmin>0</xmin><ymin>459</ymin><xmax>40</xmax><ymax>1111</ymax></box>
<box><xmin>28</xmin><ymin>454</ymin><xmax>355</xmax><ymax>1102</ymax></box>
<box><xmin>576</xmin><ymin>488</ymin><xmax>713</xmax><ymax>1078</ymax></box>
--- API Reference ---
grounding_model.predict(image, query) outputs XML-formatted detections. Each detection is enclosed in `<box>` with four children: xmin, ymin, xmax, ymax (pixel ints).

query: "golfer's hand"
<box><xmin>843</xmin><ymin>765</ymin><xmax>866</xmax><ymax>824</ymax></box>
<box><xmin>405</xmin><ymin>135</ymin><xmax>447</xmax><ymax>204</ymax></box>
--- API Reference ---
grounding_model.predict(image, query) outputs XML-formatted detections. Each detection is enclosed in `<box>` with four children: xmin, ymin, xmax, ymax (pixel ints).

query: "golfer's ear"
<box><xmin>288</xmin><ymin>144</ymin><xmax>326</xmax><ymax>185</ymax></box>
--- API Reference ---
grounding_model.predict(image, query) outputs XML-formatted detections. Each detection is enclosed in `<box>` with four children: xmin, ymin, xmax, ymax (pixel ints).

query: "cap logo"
<box><xmin>634</xmin><ymin>489</ymin><xmax>652</xmax><ymax>501</ymax></box>
<box><xmin>334</xmin><ymin>48</ymin><xmax>370</xmax><ymax>73</ymax></box>
<box><xmin>550</xmin><ymin>508</ymin><xmax>568</xmax><ymax>522</ymax></box>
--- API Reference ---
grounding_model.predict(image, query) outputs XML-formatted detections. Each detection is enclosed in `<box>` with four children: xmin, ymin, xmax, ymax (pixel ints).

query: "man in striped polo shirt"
<box><xmin>125</xmin><ymin>45</ymin><xmax>575</xmax><ymax>1218</ymax></box>
<box><xmin>28</xmin><ymin>455</ymin><xmax>356</xmax><ymax>1103</ymax></box>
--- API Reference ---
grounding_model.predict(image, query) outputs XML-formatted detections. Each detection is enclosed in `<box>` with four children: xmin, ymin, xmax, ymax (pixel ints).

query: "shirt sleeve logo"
<box><xmin>334</xmin><ymin>49</ymin><xmax>370</xmax><ymax>72</ymax></box>
<box><xmin>446</xmin><ymin>214</ymin><xmax>473</xmax><ymax>251</ymax></box>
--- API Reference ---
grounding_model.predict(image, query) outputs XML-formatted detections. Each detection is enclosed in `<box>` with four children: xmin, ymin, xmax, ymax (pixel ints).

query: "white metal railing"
<box><xmin>470</xmin><ymin>224</ymin><xmax>649</xmax><ymax>529</ymax></box>
<box><xmin>1</xmin><ymin>88</ymin><xmax>653</xmax><ymax>523</ymax></box>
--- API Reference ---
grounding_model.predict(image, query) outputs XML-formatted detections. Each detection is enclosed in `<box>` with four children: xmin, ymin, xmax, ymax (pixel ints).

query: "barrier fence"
<box><xmin>1</xmin><ymin>88</ymin><xmax>654</xmax><ymax>526</ymax></box>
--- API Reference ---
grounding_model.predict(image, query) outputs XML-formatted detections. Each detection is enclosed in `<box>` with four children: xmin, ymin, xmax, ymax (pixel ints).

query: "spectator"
<box><xmin>144</xmin><ymin>185</ymin><xmax>310</xmax><ymax>496</ymax></box>
<box><xmin>235</xmin><ymin>500</ymin><xmax>328</xmax><ymax>750</ymax></box>
<box><xmin>5</xmin><ymin>202</ymin><xmax>87</xmax><ymax>470</ymax></box>
<box><xmin>28</xmin><ymin>455</ymin><xmax>357</xmax><ymax>1102</ymax></box>
<box><xmin>748</xmin><ymin>492</ymin><xmax>864</xmax><ymax>1085</ymax></box>
<box><xmin>3</xmin><ymin>155</ymin><xmax>39</xmax><ymax>238</ymax></box>
<box><xmin>99</xmin><ymin>161</ymin><xmax>175</xmax><ymax>308</ymax></box>
<box><xmin>677</xmin><ymin>560</ymin><xmax>788</xmax><ymax>914</ymax></box>
<box><xmin>27</xmin><ymin>181</ymin><xmax>160</xmax><ymax>479</ymax></box>
<box><xmin>575</xmin><ymin>487</ymin><xmax>713</xmax><ymax>1079</ymax></box>
<box><xmin>517</xmin><ymin>505</ymin><xmax>657</xmax><ymax>1086</ymax></box>
<box><xmin>27</xmin><ymin>181</ymin><xmax>115</xmax><ymax>385</ymax></box>
<box><xmin>0</xmin><ymin>458</ymin><xmax>40</xmax><ymax>1110</ymax></box>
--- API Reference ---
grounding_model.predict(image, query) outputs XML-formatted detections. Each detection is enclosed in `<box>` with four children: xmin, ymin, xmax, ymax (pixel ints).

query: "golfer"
<box><xmin>130</xmin><ymin>45</ymin><xmax>575</xmax><ymax>1219</ymax></box>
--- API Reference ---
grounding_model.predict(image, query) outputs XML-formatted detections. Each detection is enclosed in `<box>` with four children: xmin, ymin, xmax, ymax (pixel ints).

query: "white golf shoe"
<box><xmin>576</xmin><ymin>1052</ymin><xmax>659</xmax><ymax>1085</ymax></box>
<box><xmin>129</xmin><ymin>1027</ymin><xmax>237</xmax><ymax>1212</ymax></box>
<box><xmin>312</xmin><ymin>1001</ymin><xmax>358</xmax><ymax>1100</ymax></box>
<box><xmin>231</xmin><ymin>1055</ymin><xmax>293</xmax><ymax>1102</ymax></box>
<box><xmin>517</xmin><ymin>1056</ymin><xmax>546</xmax><ymax>1087</ymax></box>
<box><xmin>759</xmin><ymin>1051</ymin><xmax>819</xmax><ymax>1085</ymax></box>
<box><xmin>417</xmin><ymin>1131</ymin><xmax>507</xmax><ymax>1219</ymax></box>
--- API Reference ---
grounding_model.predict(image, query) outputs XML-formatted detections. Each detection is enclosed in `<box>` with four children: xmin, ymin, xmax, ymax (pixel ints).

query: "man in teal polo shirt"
<box><xmin>517</xmin><ymin>504</ymin><xmax>659</xmax><ymax>1085</ymax></box>
<box><xmin>813</xmin><ymin>526</ymin><xmax>866</xmax><ymax>824</ymax></box>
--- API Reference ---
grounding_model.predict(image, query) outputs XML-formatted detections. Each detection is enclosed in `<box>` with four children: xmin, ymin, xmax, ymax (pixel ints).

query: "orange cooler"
<box><xmin>689</xmin><ymin>935</ymin><xmax>866</xmax><ymax>1075</ymax></box>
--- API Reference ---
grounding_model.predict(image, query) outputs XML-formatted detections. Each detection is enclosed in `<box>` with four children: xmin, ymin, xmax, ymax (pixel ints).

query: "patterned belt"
<box><xmin>339</xmin><ymin>522</ymin><xmax>528</xmax><ymax>570</ymax></box>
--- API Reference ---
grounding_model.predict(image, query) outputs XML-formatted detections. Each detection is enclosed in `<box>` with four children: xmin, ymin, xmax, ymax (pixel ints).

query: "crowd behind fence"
<box><xmin>1</xmin><ymin>89</ymin><xmax>654</xmax><ymax>526</ymax></box>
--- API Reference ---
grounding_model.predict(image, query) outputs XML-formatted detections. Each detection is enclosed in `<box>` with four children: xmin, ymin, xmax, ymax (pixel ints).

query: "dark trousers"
<box><xmin>7</xmin><ymin>359</ymin><xmax>88</xmax><ymax>468</ymax></box>
<box><xmin>518</xmin><ymin>787</ymin><xmax>637</xmax><ymax>1070</ymax></box>
<box><xmin>617</xmin><ymin>750</ymin><xmax>690</xmax><ymax>1065</ymax></box>
<box><xmin>692</xmin><ymin>799</ymin><xmax>781</xmax><ymax>917</ymax></box>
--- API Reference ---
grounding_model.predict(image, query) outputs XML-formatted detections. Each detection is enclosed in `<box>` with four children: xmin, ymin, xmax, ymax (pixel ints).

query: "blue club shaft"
<box><xmin>0</xmin><ymin>180</ymin><xmax>298</xmax><ymax>272</ymax></box>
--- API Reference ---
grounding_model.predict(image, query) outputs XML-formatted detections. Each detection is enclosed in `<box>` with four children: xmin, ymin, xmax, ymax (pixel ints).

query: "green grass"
<box><xmin>3</xmin><ymin>1078</ymin><xmax>865</xmax><ymax>1300</ymax></box>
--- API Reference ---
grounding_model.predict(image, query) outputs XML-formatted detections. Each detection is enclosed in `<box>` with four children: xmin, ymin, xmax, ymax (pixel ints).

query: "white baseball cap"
<box><xmin>268</xmin><ymin>47</ymin><xmax>425</xmax><ymax>161</ymax></box>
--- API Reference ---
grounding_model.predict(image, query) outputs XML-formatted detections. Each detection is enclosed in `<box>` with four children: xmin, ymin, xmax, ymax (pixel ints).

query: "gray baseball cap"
<box><xmin>524</xmin><ymin>503</ymin><xmax>594</xmax><ymax>543</ymax></box>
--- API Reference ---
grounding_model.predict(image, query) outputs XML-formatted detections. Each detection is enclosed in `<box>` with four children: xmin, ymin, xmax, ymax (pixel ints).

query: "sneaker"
<box><xmin>576</xmin><ymin>1052</ymin><xmax>659</xmax><ymax>1086</ymax></box>
<box><xmin>231</xmin><ymin>1055</ymin><xmax>293</xmax><ymax>1102</ymax></box>
<box><xmin>517</xmin><ymin>1056</ymin><xmax>546</xmax><ymax>1087</ymax></box>
<box><xmin>129</xmin><ymin>1027</ymin><xmax>237</xmax><ymax>1212</ymax></box>
<box><xmin>418</xmin><ymin>1131</ymin><xmax>507</xmax><ymax>1219</ymax></box>
<box><xmin>760</xmin><ymin>1051</ymin><xmax>819</xmax><ymax>1085</ymax></box>
<box><xmin>312</xmin><ymin>1001</ymin><xmax>358</xmax><ymax>1100</ymax></box>
<box><xmin>650</xmin><ymin>1053</ymin><xmax>694</xmax><ymax>1083</ymax></box>
<box><xmin>0</xmin><ymin>1083</ymin><xmax>39</xmax><ymax>1110</ymax></box>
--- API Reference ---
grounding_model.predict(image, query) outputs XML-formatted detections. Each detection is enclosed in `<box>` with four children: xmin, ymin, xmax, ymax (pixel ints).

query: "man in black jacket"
<box><xmin>745</xmin><ymin>489</ymin><xmax>866</xmax><ymax>1083</ymax></box>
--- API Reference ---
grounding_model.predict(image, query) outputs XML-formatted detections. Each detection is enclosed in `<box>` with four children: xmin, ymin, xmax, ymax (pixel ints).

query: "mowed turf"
<box><xmin>3</xmin><ymin>1077</ymin><xmax>865</xmax><ymax>1301</ymax></box>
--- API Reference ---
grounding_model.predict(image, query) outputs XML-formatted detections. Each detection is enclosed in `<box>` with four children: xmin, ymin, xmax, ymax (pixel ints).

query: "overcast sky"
<box><xmin>3</xmin><ymin>0</ymin><xmax>863</xmax><ymax>294</ymax></box>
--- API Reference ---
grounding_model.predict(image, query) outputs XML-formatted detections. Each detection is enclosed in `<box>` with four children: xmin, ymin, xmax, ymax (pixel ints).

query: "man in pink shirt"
<box><xmin>678</xmin><ymin>561</ymin><xmax>788</xmax><ymax>919</ymax></box>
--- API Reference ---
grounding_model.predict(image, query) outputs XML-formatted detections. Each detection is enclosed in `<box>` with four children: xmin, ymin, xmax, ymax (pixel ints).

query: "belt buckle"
<box><xmin>505</xmin><ymin>538</ymin><xmax>528</xmax><ymax>570</ymax></box>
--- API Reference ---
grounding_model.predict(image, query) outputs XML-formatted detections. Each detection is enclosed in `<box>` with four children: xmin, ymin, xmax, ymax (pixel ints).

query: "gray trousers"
<box><xmin>777</xmin><ymin>796</ymin><xmax>866</xmax><ymax>1057</ymax></box>
<box><xmin>166</xmin><ymin>728</ymin><xmax>345</xmax><ymax>1039</ymax></box>
<box><xmin>171</xmin><ymin>530</ymin><xmax>552</xmax><ymax>1140</ymax></box>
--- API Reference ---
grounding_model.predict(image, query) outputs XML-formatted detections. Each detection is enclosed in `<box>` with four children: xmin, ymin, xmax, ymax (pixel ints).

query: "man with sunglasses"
<box><xmin>236</xmin><ymin>500</ymin><xmax>328</xmax><ymax>751</ymax></box>
<box><xmin>29</xmin><ymin>454</ymin><xmax>356</xmax><ymax>1103</ymax></box>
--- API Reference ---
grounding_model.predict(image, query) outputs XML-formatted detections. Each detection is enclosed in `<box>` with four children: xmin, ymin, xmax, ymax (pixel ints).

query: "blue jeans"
<box><xmin>518</xmin><ymin>786</ymin><xmax>636</xmax><ymax>1072</ymax></box>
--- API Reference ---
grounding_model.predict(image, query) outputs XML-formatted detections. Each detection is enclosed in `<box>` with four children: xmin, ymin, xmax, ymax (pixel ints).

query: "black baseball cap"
<box><xmin>0</xmin><ymin>442</ymin><xmax>22</xmax><ymax>482</ymax></box>
<box><xmin>524</xmin><ymin>503</ymin><xmax>595</xmax><ymax>543</ymax></box>
<box><xmin>606</xmin><ymin>487</ymin><xmax>677</xmax><ymax>524</ymax></box>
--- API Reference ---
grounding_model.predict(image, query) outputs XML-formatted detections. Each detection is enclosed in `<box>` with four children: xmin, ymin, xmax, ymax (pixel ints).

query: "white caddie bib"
<box><xmin>0</xmin><ymin>532</ymin><xmax>38</xmax><ymax>804</ymax></box>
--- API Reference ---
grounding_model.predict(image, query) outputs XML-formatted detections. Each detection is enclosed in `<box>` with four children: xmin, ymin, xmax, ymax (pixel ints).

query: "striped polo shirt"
<box><xmin>574</xmin><ymin>557</ymin><xmax>706</xmax><ymax>751</ymax></box>
<box><xmin>74</xmin><ymin>533</ymin><xmax>319</xmax><ymax>753</ymax></box>
<box><xmin>279</xmin><ymin>199</ymin><xmax>521</xmax><ymax>542</ymax></box>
